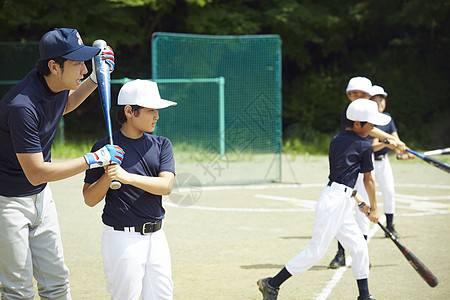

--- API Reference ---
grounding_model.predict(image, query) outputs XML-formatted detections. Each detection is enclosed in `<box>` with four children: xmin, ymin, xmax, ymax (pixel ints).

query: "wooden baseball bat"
<box><xmin>423</xmin><ymin>147</ymin><xmax>450</xmax><ymax>156</ymax></box>
<box><xmin>93</xmin><ymin>40</ymin><xmax>121</xmax><ymax>190</ymax></box>
<box><xmin>378</xmin><ymin>222</ymin><xmax>438</xmax><ymax>287</ymax></box>
<box><xmin>406</xmin><ymin>149</ymin><xmax>450</xmax><ymax>174</ymax></box>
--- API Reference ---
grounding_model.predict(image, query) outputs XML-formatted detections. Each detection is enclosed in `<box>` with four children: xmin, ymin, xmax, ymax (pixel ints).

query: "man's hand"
<box><xmin>89</xmin><ymin>46</ymin><xmax>115</xmax><ymax>84</ymax></box>
<box><xmin>84</xmin><ymin>144</ymin><xmax>124</xmax><ymax>169</ymax></box>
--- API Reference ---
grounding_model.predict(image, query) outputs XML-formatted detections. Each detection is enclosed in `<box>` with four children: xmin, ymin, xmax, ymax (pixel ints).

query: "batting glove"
<box><xmin>89</xmin><ymin>46</ymin><xmax>115</xmax><ymax>84</ymax></box>
<box><xmin>84</xmin><ymin>144</ymin><xmax>124</xmax><ymax>169</ymax></box>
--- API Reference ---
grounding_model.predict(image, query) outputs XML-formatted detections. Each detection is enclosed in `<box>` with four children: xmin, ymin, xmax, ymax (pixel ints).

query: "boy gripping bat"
<box><xmin>257</xmin><ymin>99</ymin><xmax>389</xmax><ymax>300</ymax></box>
<box><xmin>83</xmin><ymin>80</ymin><xmax>177</xmax><ymax>299</ymax></box>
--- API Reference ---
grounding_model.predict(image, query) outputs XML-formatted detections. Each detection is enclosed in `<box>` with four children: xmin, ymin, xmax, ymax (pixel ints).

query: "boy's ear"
<box><xmin>124</xmin><ymin>105</ymin><xmax>133</xmax><ymax>118</ymax></box>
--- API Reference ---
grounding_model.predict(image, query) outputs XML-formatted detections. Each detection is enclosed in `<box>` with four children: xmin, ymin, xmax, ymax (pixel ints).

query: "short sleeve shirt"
<box><xmin>374</xmin><ymin>112</ymin><xmax>397</xmax><ymax>156</ymax></box>
<box><xmin>0</xmin><ymin>69</ymin><xmax>69</xmax><ymax>197</ymax></box>
<box><xmin>328</xmin><ymin>130</ymin><xmax>374</xmax><ymax>188</ymax></box>
<box><xmin>84</xmin><ymin>130</ymin><xmax>175</xmax><ymax>227</ymax></box>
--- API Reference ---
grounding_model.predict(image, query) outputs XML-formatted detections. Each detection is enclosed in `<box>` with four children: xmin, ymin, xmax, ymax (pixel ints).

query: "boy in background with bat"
<box><xmin>83</xmin><ymin>79</ymin><xmax>177</xmax><ymax>300</ymax></box>
<box><xmin>0</xmin><ymin>28</ymin><xmax>123</xmax><ymax>299</ymax></box>
<box><xmin>370</xmin><ymin>85</ymin><xmax>414</xmax><ymax>238</ymax></box>
<box><xmin>257</xmin><ymin>99</ymin><xmax>390</xmax><ymax>300</ymax></box>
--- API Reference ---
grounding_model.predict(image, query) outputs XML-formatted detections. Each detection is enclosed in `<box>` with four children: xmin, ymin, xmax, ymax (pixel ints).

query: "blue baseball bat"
<box><xmin>406</xmin><ymin>148</ymin><xmax>450</xmax><ymax>174</ymax></box>
<box><xmin>93</xmin><ymin>40</ymin><xmax>121</xmax><ymax>190</ymax></box>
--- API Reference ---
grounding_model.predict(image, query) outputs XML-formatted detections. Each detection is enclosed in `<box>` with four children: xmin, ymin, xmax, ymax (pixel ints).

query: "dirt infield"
<box><xmin>45</xmin><ymin>154</ymin><xmax>449</xmax><ymax>299</ymax></box>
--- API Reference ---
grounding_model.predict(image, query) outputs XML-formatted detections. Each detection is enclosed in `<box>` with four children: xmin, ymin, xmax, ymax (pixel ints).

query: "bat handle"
<box><xmin>110</xmin><ymin>180</ymin><xmax>121</xmax><ymax>190</ymax></box>
<box><xmin>109</xmin><ymin>138</ymin><xmax>122</xmax><ymax>190</ymax></box>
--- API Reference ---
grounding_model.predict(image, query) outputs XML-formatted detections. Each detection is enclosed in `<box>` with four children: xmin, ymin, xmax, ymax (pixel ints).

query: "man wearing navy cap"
<box><xmin>0</xmin><ymin>28</ymin><xmax>124</xmax><ymax>299</ymax></box>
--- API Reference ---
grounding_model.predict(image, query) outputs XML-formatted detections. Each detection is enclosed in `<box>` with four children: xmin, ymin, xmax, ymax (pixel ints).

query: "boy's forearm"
<box><xmin>364</xmin><ymin>176</ymin><xmax>377</xmax><ymax>210</ymax></box>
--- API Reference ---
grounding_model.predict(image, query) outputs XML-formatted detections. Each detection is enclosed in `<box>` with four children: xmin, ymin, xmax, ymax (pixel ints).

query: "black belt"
<box><xmin>113</xmin><ymin>219</ymin><xmax>162</xmax><ymax>235</ymax></box>
<box><xmin>374</xmin><ymin>154</ymin><xmax>386</xmax><ymax>161</ymax></box>
<box><xmin>327</xmin><ymin>180</ymin><xmax>350</xmax><ymax>192</ymax></box>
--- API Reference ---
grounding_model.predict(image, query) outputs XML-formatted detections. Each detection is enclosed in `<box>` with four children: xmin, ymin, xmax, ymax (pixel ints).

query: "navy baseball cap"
<box><xmin>39</xmin><ymin>28</ymin><xmax>100</xmax><ymax>61</ymax></box>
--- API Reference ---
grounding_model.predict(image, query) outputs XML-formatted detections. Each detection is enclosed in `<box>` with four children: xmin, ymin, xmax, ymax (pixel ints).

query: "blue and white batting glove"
<box><xmin>84</xmin><ymin>144</ymin><xmax>124</xmax><ymax>169</ymax></box>
<box><xmin>89</xmin><ymin>46</ymin><xmax>115</xmax><ymax>84</ymax></box>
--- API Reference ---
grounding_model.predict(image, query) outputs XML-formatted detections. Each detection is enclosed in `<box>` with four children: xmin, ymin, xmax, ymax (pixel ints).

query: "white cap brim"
<box><xmin>346</xmin><ymin>98</ymin><xmax>391</xmax><ymax>126</ymax></box>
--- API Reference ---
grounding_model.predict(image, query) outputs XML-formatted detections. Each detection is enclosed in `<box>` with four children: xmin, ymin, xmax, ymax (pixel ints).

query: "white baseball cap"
<box><xmin>346</xmin><ymin>77</ymin><xmax>373</xmax><ymax>95</ymax></box>
<box><xmin>371</xmin><ymin>85</ymin><xmax>388</xmax><ymax>97</ymax></box>
<box><xmin>346</xmin><ymin>98</ymin><xmax>391</xmax><ymax>126</ymax></box>
<box><xmin>118</xmin><ymin>79</ymin><xmax>177</xmax><ymax>109</ymax></box>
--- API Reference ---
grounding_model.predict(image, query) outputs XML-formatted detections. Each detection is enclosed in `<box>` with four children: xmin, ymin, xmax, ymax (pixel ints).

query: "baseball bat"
<box><xmin>93</xmin><ymin>40</ymin><xmax>121</xmax><ymax>190</ymax></box>
<box><xmin>423</xmin><ymin>147</ymin><xmax>450</xmax><ymax>156</ymax></box>
<box><xmin>406</xmin><ymin>149</ymin><xmax>450</xmax><ymax>173</ymax></box>
<box><xmin>378</xmin><ymin>222</ymin><xmax>438</xmax><ymax>287</ymax></box>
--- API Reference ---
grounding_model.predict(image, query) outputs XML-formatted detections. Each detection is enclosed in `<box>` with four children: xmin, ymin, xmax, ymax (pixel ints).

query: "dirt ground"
<box><xmin>38</xmin><ymin>154</ymin><xmax>450</xmax><ymax>299</ymax></box>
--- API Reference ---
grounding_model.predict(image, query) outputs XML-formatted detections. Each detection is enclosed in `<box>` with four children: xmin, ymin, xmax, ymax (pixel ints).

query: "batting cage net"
<box><xmin>152</xmin><ymin>32</ymin><xmax>282</xmax><ymax>186</ymax></box>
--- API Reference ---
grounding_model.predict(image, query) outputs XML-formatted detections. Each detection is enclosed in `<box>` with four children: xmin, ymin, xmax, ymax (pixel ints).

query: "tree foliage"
<box><xmin>0</xmin><ymin>0</ymin><xmax>448</xmax><ymax>148</ymax></box>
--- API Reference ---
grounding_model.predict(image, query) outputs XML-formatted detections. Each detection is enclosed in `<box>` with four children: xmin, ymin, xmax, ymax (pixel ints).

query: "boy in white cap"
<box><xmin>257</xmin><ymin>99</ymin><xmax>389</xmax><ymax>300</ymax></box>
<box><xmin>370</xmin><ymin>85</ymin><xmax>414</xmax><ymax>238</ymax></box>
<box><xmin>0</xmin><ymin>28</ymin><xmax>122</xmax><ymax>299</ymax></box>
<box><xmin>329</xmin><ymin>76</ymin><xmax>409</xmax><ymax>269</ymax></box>
<box><xmin>83</xmin><ymin>79</ymin><xmax>177</xmax><ymax>300</ymax></box>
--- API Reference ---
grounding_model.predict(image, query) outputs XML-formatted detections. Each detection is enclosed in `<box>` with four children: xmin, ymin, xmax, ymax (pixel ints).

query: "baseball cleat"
<box><xmin>385</xmin><ymin>224</ymin><xmax>400</xmax><ymax>239</ymax></box>
<box><xmin>357</xmin><ymin>294</ymin><xmax>376</xmax><ymax>300</ymax></box>
<box><xmin>329</xmin><ymin>251</ymin><xmax>345</xmax><ymax>269</ymax></box>
<box><xmin>257</xmin><ymin>277</ymin><xmax>279</xmax><ymax>300</ymax></box>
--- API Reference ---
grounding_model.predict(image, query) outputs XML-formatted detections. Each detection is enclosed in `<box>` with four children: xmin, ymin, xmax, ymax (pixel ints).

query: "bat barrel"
<box><xmin>93</xmin><ymin>40</ymin><xmax>113</xmax><ymax>139</ymax></box>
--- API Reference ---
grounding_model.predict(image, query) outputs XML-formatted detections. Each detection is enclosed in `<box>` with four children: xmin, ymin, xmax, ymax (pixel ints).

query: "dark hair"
<box><xmin>116</xmin><ymin>105</ymin><xmax>142</xmax><ymax>125</ymax></box>
<box><xmin>36</xmin><ymin>57</ymin><xmax>67</xmax><ymax>76</ymax></box>
<box><xmin>345</xmin><ymin>118</ymin><xmax>367</xmax><ymax>128</ymax></box>
<box><xmin>345</xmin><ymin>118</ymin><xmax>355</xmax><ymax>128</ymax></box>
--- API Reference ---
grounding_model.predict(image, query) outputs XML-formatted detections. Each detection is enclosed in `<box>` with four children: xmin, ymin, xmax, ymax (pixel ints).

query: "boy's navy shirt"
<box><xmin>374</xmin><ymin>112</ymin><xmax>396</xmax><ymax>157</ymax></box>
<box><xmin>0</xmin><ymin>69</ymin><xmax>68</xmax><ymax>197</ymax></box>
<box><xmin>85</xmin><ymin>130</ymin><xmax>175</xmax><ymax>227</ymax></box>
<box><xmin>328</xmin><ymin>130</ymin><xmax>374</xmax><ymax>189</ymax></box>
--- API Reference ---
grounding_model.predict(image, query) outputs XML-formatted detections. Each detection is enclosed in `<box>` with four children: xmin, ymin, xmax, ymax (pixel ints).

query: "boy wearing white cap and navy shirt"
<box><xmin>370</xmin><ymin>85</ymin><xmax>414</xmax><ymax>238</ymax></box>
<box><xmin>0</xmin><ymin>28</ymin><xmax>122</xmax><ymax>299</ymax></box>
<box><xmin>257</xmin><ymin>98</ymin><xmax>389</xmax><ymax>300</ymax></box>
<box><xmin>83</xmin><ymin>79</ymin><xmax>177</xmax><ymax>300</ymax></box>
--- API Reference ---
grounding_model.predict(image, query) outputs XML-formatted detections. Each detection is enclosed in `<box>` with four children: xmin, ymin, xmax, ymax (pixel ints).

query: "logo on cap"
<box><xmin>76</xmin><ymin>32</ymin><xmax>83</xmax><ymax>45</ymax></box>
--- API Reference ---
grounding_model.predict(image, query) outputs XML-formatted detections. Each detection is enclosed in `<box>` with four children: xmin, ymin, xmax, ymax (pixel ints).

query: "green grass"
<box><xmin>51</xmin><ymin>138</ymin><xmax>450</xmax><ymax>167</ymax></box>
<box><xmin>283</xmin><ymin>136</ymin><xmax>331</xmax><ymax>156</ymax></box>
<box><xmin>52</xmin><ymin>139</ymin><xmax>96</xmax><ymax>159</ymax></box>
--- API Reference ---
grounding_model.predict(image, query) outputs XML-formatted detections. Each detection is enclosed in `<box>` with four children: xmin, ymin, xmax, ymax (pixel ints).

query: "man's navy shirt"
<box><xmin>0</xmin><ymin>69</ymin><xmax>68</xmax><ymax>197</ymax></box>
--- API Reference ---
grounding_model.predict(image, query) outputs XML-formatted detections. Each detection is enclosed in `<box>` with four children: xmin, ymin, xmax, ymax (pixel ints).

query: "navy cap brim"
<box><xmin>62</xmin><ymin>45</ymin><xmax>100</xmax><ymax>61</ymax></box>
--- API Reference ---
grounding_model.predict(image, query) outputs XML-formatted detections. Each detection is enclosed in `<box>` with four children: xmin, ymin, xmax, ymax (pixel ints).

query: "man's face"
<box><xmin>57</xmin><ymin>60</ymin><xmax>88</xmax><ymax>91</ymax></box>
<box><xmin>347</xmin><ymin>90</ymin><xmax>371</xmax><ymax>102</ymax></box>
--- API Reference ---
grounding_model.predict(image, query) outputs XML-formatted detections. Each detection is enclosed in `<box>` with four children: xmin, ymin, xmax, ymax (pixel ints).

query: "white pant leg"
<box><xmin>101</xmin><ymin>225</ymin><xmax>173</xmax><ymax>300</ymax></box>
<box><xmin>0</xmin><ymin>192</ymin><xmax>36</xmax><ymax>299</ymax></box>
<box><xmin>0</xmin><ymin>185</ymin><xmax>71</xmax><ymax>300</ymax></box>
<box><xmin>285</xmin><ymin>186</ymin><xmax>354</xmax><ymax>275</ymax></box>
<box><xmin>355</xmin><ymin>173</ymin><xmax>370</xmax><ymax>236</ymax></box>
<box><xmin>374</xmin><ymin>158</ymin><xmax>396</xmax><ymax>214</ymax></box>
<box><xmin>30</xmin><ymin>186</ymin><xmax>71</xmax><ymax>300</ymax></box>
<box><xmin>142</xmin><ymin>230</ymin><xmax>173</xmax><ymax>300</ymax></box>
<box><xmin>337</xmin><ymin>216</ymin><xmax>370</xmax><ymax>279</ymax></box>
